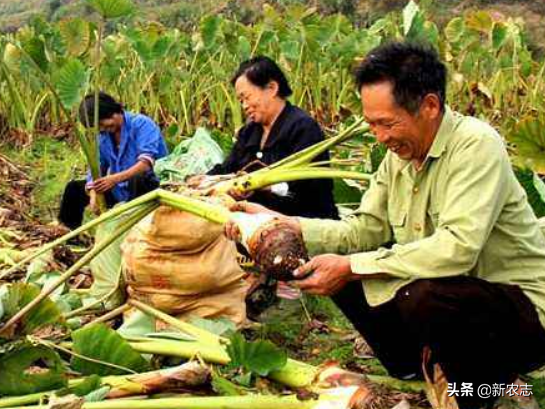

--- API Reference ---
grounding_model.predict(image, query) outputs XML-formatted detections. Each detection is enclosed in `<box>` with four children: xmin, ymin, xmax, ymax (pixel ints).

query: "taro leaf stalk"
<box><xmin>116</xmin><ymin>305</ymin><xmax>424</xmax><ymax>401</ymax></box>
<box><xmin>126</xmin><ymin>299</ymin><xmax>316</xmax><ymax>388</ymax></box>
<box><xmin>0</xmin><ymin>391</ymin><xmax>363</xmax><ymax>409</ymax></box>
<box><xmin>121</xmin><ymin>304</ymin><xmax>425</xmax><ymax>393</ymax></box>
<box><xmin>128</xmin><ymin>299</ymin><xmax>221</xmax><ymax>346</ymax></box>
<box><xmin>210</xmin><ymin>119</ymin><xmax>371</xmax><ymax>196</ymax></box>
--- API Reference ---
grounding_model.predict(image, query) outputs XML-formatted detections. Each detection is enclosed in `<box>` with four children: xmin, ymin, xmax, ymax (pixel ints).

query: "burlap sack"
<box><xmin>121</xmin><ymin>206</ymin><xmax>247</xmax><ymax>326</ymax></box>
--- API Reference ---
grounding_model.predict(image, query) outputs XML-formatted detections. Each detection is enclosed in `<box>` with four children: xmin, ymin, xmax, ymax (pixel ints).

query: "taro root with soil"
<box><xmin>245</xmin><ymin>217</ymin><xmax>309</xmax><ymax>281</ymax></box>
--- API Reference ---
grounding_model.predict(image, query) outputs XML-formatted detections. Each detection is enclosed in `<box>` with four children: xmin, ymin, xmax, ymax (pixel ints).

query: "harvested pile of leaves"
<box><xmin>0</xmin><ymin>153</ymin><xmax>33</xmax><ymax>222</ymax></box>
<box><xmin>0</xmin><ymin>153</ymin><xmax>86</xmax><ymax>276</ymax></box>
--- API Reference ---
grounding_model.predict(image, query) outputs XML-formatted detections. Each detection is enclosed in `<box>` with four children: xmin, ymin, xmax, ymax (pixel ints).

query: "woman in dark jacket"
<box><xmin>207</xmin><ymin>56</ymin><xmax>338</xmax><ymax>220</ymax></box>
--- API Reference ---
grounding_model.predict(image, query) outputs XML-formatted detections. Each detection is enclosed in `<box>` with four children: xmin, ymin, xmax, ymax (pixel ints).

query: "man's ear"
<box><xmin>420</xmin><ymin>93</ymin><xmax>442</xmax><ymax>120</ymax></box>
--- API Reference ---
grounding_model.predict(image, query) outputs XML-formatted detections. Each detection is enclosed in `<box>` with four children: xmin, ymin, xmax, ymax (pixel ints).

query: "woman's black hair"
<box><xmin>78</xmin><ymin>92</ymin><xmax>123</xmax><ymax>127</ymax></box>
<box><xmin>354</xmin><ymin>41</ymin><xmax>446</xmax><ymax>114</ymax></box>
<box><xmin>231</xmin><ymin>56</ymin><xmax>292</xmax><ymax>98</ymax></box>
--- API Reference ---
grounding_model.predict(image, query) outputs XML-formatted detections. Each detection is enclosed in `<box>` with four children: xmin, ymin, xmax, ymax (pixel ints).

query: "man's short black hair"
<box><xmin>231</xmin><ymin>56</ymin><xmax>293</xmax><ymax>98</ymax></box>
<box><xmin>79</xmin><ymin>92</ymin><xmax>123</xmax><ymax>127</ymax></box>
<box><xmin>354</xmin><ymin>42</ymin><xmax>446</xmax><ymax>114</ymax></box>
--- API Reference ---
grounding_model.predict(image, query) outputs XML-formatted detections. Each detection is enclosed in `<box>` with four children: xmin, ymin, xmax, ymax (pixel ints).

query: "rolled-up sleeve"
<box><xmin>300</xmin><ymin>158</ymin><xmax>392</xmax><ymax>255</ymax></box>
<box><xmin>134</xmin><ymin>117</ymin><xmax>164</xmax><ymax>167</ymax></box>
<box><xmin>348</xmin><ymin>132</ymin><xmax>510</xmax><ymax>279</ymax></box>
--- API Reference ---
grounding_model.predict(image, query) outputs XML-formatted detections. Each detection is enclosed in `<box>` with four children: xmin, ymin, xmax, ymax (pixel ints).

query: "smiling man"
<box><xmin>229</xmin><ymin>42</ymin><xmax>545</xmax><ymax>409</ymax></box>
<box><xmin>58</xmin><ymin>92</ymin><xmax>168</xmax><ymax>229</ymax></box>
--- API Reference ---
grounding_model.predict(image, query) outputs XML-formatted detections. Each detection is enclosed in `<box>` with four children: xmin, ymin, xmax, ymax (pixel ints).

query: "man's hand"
<box><xmin>292</xmin><ymin>254</ymin><xmax>356</xmax><ymax>296</ymax></box>
<box><xmin>90</xmin><ymin>174</ymin><xmax>121</xmax><ymax>193</ymax></box>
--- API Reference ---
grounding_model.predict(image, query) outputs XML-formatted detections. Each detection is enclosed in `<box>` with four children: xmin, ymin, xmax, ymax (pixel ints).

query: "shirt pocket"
<box><xmin>426</xmin><ymin>209</ymin><xmax>440</xmax><ymax>230</ymax></box>
<box><xmin>426</xmin><ymin>196</ymin><xmax>442</xmax><ymax>232</ymax></box>
<box><xmin>388</xmin><ymin>207</ymin><xmax>408</xmax><ymax>244</ymax></box>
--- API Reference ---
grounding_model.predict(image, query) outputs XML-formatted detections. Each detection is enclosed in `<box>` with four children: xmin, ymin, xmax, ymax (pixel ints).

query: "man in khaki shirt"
<box><xmin>229</xmin><ymin>42</ymin><xmax>545</xmax><ymax>409</ymax></box>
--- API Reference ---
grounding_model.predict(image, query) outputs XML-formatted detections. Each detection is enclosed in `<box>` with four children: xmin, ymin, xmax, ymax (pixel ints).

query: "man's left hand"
<box><xmin>292</xmin><ymin>254</ymin><xmax>356</xmax><ymax>296</ymax></box>
<box><xmin>91</xmin><ymin>174</ymin><xmax>121</xmax><ymax>193</ymax></box>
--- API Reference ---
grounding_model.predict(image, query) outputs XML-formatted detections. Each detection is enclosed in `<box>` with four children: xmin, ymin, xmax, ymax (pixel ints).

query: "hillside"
<box><xmin>1</xmin><ymin>0</ymin><xmax>544</xmax><ymax>51</ymax></box>
<box><xmin>0</xmin><ymin>0</ymin><xmax>217</xmax><ymax>30</ymax></box>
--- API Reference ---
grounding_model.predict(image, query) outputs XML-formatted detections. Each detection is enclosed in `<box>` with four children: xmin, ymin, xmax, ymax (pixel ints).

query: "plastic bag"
<box><xmin>154</xmin><ymin>127</ymin><xmax>224</xmax><ymax>183</ymax></box>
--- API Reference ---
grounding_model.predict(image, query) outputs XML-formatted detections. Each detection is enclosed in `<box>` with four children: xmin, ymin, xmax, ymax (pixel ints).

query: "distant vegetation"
<box><xmin>1</xmin><ymin>0</ymin><xmax>545</xmax><ymax>214</ymax></box>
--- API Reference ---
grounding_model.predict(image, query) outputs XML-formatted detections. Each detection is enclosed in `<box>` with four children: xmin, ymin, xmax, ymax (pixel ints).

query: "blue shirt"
<box><xmin>87</xmin><ymin>111</ymin><xmax>168</xmax><ymax>202</ymax></box>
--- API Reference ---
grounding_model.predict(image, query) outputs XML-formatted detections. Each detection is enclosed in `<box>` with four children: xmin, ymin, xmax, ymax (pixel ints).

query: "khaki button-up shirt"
<box><xmin>300</xmin><ymin>107</ymin><xmax>545</xmax><ymax>330</ymax></box>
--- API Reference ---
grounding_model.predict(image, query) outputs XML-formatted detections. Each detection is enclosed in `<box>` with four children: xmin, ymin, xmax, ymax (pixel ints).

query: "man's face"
<box><xmin>361</xmin><ymin>81</ymin><xmax>430</xmax><ymax>162</ymax></box>
<box><xmin>99</xmin><ymin>113</ymin><xmax>123</xmax><ymax>134</ymax></box>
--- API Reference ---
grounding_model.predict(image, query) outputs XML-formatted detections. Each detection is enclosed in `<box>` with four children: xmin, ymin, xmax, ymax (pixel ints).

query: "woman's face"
<box><xmin>235</xmin><ymin>75</ymin><xmax>279</xmax><ymax>125</ymax></box>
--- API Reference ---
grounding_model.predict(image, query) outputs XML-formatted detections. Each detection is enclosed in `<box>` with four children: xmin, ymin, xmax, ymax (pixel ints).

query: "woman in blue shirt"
<box><xmin>58</xmin><ymin>93</ymin><xmax>168</xmax><ymax>229</ymax></box>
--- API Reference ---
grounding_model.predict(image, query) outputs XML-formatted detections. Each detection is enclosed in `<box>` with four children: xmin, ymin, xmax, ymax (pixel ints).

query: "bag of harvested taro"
<box><xmin>121</xmin><ymin>206</ymin><xmax>248</xmax><ymax>326</ymax></box>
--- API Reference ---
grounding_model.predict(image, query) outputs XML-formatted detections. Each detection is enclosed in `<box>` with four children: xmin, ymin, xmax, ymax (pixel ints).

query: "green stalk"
<box><xmin>0</xmin><ymin>365</ymin><xmax>424</xmax><ymax>409</ymax></box>
<box><xmin>128</xmin><ymin>299</ymin><xmax>222</xmax><ymax>346</ymax></box>
<box><xmin>0</xmin><ymin>203</ymin><xmax>157</xmax><ymax>336</ymax></box>
<box><xmin>90</xmin><ymin>17</ymin><xmax>107</xmax><ymax>212</ymax></box>
<box><xmin>304</xmin><ymin>159</ymin><xmax>362</xmax><ymax>167</ymax></box>
<box><xmin>259</xmin><ymin>119</ymin><xmax>369</xmax><ymax>172</ymax></box>
<box><xmin>0</xmin><ymin>393</ymin><xmax>46</xmax><ymax>408</ymax></box>
<box><xmin>2</xmin><ymin>395</ymin><xmax>317</xmax><ymax>409</ymax></box>
<box><xmin>203</xmin><ymin>120</ymin><xmax>371</xmax><ymax>195</ymax></box>
<box><xmin>85</xmin><ymin>304</ymin><xmax>130</xmax><ymax>326</ymax></box>
<box><xmin>64</xmin><ymin>265</ymin><xmax>122</xmax><ymax>318</ymax></box>
<box><xmin>156</xmin><ymin>190</ymin><xmax>231</xmax><ymax>224</ymax></box>
<box><xmin>127</xmin><ymin>337</ymin><xmax>424</xmax><ymax>392</ymax></box>
<box><xmin>120</xmin><ymin>301</ymin><xmax>319</xmax><ymax>388</ymax></box>
<box><xmin>126</xmin><ymin>336</ymin><xmax>318</xmax><ymax>388</ymax></box>
<box><xmin>0</xmin><ymin>190</ymin><xmax>159</xmax><ymax>280</ymax></box>
<box><xmin>221</xmin><ymin>168</ymin><xmax>372</xmax><ymax>194</ymax></box>
<box><xmin>0</xmin><ymin>61</ymin><xmax>26</xmax><ymax>129</ymax></box>
<box><xmin>28</xmin><ymin>92</ymin><xmax>49</xmax><ymax>140</ymax></box>
<box><xmin>128</xmin><ymin>339</ymin><xmax>230</xmax><ymax>365</ymax></box>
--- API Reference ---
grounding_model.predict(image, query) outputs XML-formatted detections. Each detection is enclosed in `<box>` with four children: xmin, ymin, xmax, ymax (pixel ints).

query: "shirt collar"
<box><xmin>99</xmin><ymin>111</ymin><xmax>131</xmax><ymax>140</ymax></box>
<box><xmin>395</xmin><ymin>106</ymin><xmax>457</xmax><ymax>177</ymax></box>
<box><xmin>243</xmin><ymin>101</ymin><xmax>293</xmax><ymax>151</ymax></box>
<box><xmin>263</xmin><ymin>100</ymin><xmax>292</xmax><ymax>149</ymax></box>
<box><xmin>427</xmin><ymin>106</ymin><xmax>456</xmax><ymax>159</ymax></box>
